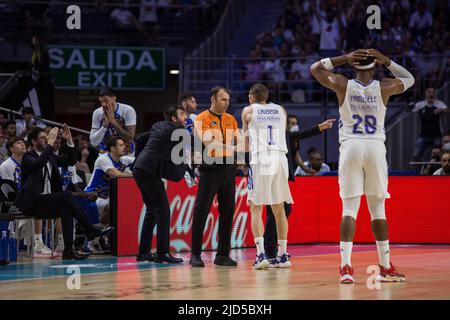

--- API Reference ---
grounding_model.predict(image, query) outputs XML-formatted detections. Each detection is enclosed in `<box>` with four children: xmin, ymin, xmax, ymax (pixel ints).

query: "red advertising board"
<box><xmin>113</xmin><ymin>176</ymin><xmax>450</xmax><ymax>256</ymax></box>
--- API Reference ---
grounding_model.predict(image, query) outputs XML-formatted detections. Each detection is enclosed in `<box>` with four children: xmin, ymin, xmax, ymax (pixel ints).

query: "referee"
<box><xmin>190</xmin><ymin>86</ymin><xmax>238</xmax><ymax>267</ymax></box>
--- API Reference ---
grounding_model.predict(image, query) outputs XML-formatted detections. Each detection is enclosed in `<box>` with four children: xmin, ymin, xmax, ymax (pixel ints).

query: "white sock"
<box><xmin>376</xmin><ymin>240</ymin><xmax>390</xmax><ymax>269</ymax></box>
<box><xmin>34</xmin><ymin>234</ymin><xmax>43</xmax><ymax>243</ymax></box>
<box><xmin>340</xmin><ymin>241</ymin><xmax>353</xmax><ymax>267</ymax></box>
<box><xmin>57</xmin><ymin>234</ymin><xmax>64</xmax><ymax>246</ymax></box>
<box><xmin>254</xmin><ymin>237</ymin><xmax>264</xmax><ymax>255</ymax></box>
<box><xmin>278</xmin><ymin>240</ymin><xmax>287</xmax><ymax>255</ymax></box>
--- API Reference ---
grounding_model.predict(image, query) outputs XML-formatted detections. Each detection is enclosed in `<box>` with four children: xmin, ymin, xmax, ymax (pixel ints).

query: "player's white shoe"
<box><xmin>252</xmin><ymin>253</ymin><xmax>269</xmax><ymax>270</ymax></box>
<box><xmin>87</xmin><ymin>238</ymin><xmax>106</xmax><ymax>255</ymax></box>
<box><xmin>277</xmin><ymin>253</ymin><xmax>292</xmax><ymax>268</ymax></box>
<box><xmin>33</xmin><ymin>241</ymin><xmax>52</xmax><ymax>257</ymax></box>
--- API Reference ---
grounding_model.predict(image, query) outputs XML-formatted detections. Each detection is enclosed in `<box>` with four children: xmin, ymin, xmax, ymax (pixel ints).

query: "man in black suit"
<box><xmin>15</xmin><ymin>126</ymin><xmax>110</xmax><ymax>260</ymax></box>
<box><xmin>133</xmin><ymin>104</ymin><xmax>192</xmax><ymax>263</ymax></box>
<box><xmin>264</xmin><ymin>118</ymin><xmax>335</xmax><ymax>260</ymax></box>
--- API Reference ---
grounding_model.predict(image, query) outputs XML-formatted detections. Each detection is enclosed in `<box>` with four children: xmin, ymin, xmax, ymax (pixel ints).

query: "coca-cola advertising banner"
<box><xmin>111</xmin><ymin>176</ymin><xmax>450</xmax><ymax>256</ymax></box>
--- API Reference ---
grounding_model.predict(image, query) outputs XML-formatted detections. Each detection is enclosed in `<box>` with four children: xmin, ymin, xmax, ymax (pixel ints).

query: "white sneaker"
<box><xmin>252</xmin><ymin>253</ymin><xmax>270</xmax><ymax>270</ymax></box>
<box><xmin>33</xmin><ymin>241</ymin><xmax>52</xmax><ymax>257</ymax></box>
<box><xmin>87</xmin><ymin>238</ymin><xmax>106</xmax><ymax>255</ymax></box>
<box><xmin>277</xmin><ymin>253</ymin><xmax>292</xmax><ymax>268</ymax></box>
<box><xmin>55</xmin><ymin>242</ymin><xmax>65</xmax><ymax>253</ymax></box>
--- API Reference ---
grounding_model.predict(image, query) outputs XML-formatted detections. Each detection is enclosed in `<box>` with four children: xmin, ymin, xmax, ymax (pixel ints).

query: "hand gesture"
<box><xmin>346</xmin><ymin>49</ymin><xmax>370</xmax><ymax>67</ymax></box>
<box><xmin>104</xmin><ymin>105</ymin><xmax>116</xmax><ymax>126</ymax></box>
<box><xmin>318</xmin><ymin>119</ymin><xmax>336</xmax><ymax>131</ymax></box>
<box><xmin>81</xmin><ymin>147</ymin><xmax>90</xmax><ymax>158</ymax></box>
<box><xmin>86</xmin><ymin>192</ymin><xmax>98</xmax><ymax>201</ymax></box>
<box><xmin>367</xmin><ymin>48</ymin><xmax>390</xmax><ymax>66</ymax></box>
<box><xmin>47</xmin><ymin>127</ymin><xmax>59</xmax><ymax>147</ymax></box>
<box><xmin>62</xmin><ymin>123</ymin><xmax>73</xmax><ymax>145</ymax></box>
<box><xmin>305</xmin><ymin>168</ymin><xmax>317</xmax><ymax>176</ymax></box>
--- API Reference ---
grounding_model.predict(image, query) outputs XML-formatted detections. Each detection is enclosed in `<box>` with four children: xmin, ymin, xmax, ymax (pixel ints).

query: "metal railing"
<box><xmin>180</xmin><ymin>54</ymin><xmax>450</xmax><ymax>105</ymax></box>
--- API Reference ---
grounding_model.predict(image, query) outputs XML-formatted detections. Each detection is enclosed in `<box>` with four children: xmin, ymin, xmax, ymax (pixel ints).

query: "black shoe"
<box><xmin>214</xmin><ymin>255</ymin><xmax>237</xmax><ymax>266</ymax></box>
<box><xmin>155</xmin><ymin>253</ymin><xmax>183</xmax><ymax>264</ymax></box>
<box><xmin>189</xmin><ymin>255</ymin><xmax>205</xmax><ymax>267</ymax></box>
<box><xmin>265</xmin><ymin>252</ymin><xmax>277</xmax><ymax>260</ymax></box>
<box><xmin>87</xmin><ymin>226</ymin><xmax>114</xmax><ymax>240</ymax></box>
<box><xmin>137</xmin><ymin>252</ymin><xmax>155</xmax><ymax>262</ymax></box>
<box><xmin>77</xmin><ymin>249</ymin><xmax>92</xmax><ymax>256</ymax></box>
<box><xmin>62</xmin><ymin>248</ymin><xmax>88</xmax><ymax>260</ymax></box>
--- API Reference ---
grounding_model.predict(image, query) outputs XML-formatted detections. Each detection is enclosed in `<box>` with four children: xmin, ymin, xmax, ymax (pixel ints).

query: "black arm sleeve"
<box><xmin>289</xmin><ymin>125</ymin><xmax>322</xmax><ymax>142</ymax></box>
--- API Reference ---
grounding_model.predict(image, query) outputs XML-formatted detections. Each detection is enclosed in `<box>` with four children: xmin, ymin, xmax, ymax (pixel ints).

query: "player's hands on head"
<box><xmin>346</xmin><ymin>49</ymin><xmax>370</xmax><ymax>66</ymax></box>
<box><xmin>367</xmin><ymin>49</ymin><xmax>390</xmax><ymax>66</ymax></box>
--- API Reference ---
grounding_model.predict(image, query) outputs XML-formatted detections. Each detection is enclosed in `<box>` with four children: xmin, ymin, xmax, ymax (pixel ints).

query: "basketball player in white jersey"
<box><xmin>241</xmin><ymin>83</ymin><xmax>293</xmax><ymax>270</ymax></box>
<box><xmin>311</xmin><ymin>49</ymin><xmax>414</xmax><ymax>283</ymax></box>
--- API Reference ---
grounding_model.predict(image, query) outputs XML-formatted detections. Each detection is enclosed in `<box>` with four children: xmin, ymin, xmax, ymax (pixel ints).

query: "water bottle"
<box><xmin>0</xmin><ymin>231</ymin><xmax>9</xmax><ymax>265</ymax></box>
<box><xmin>9</xmin><ymin>231</ymin><xmax>17</xmax><ymax>262</ymax></box>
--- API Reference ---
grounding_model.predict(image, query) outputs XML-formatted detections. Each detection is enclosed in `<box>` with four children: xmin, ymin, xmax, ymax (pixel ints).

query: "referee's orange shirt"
<box><xmin>194</xmin><ymin>110</ymin><xmax>238</xmax><ymax>158</ymax></box>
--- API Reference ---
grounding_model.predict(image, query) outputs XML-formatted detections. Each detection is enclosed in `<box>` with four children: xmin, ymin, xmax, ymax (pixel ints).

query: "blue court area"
<box><xmin>0</xmin><ymin>256</ymin><xmax>182</xmax><ymax>282</ymax></box>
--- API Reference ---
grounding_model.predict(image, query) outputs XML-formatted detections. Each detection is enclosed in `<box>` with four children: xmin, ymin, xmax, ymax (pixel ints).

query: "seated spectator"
<box><xmin>138</xmin><ymin>0</ymin><xmax>160</xmax><ymax>40</ymax></box>
<box><xmin>413</xmin><ymin>41</ymin><xmax>446</xmax><ymax>89</ymax></box>
<box><xmin>411</xmin><ymin>87</ymin><xmax>448</xmax><ymax>161</ymax></box>
<box><xmin>288</xmin><ymin>50</ymin><xmax>314</xmax><ymax>102</ymax></box>
<box><xmin>295</xmin><ymin>150</ymin><xmax>330</xmax><ymax>176</ymax></box>
<box><xmin>409</xmin><ymin>1</ymin><xmax>433</xmax><ymax>37</ymax></box>
<box><xmin>4</xmin><ymin>121</ymin><xmax>17</xmax><ymax>140</ymax></box>
<box><xmin>75</xmin><ymin>134</ymin><xmax>98</xmax><ymax>174</ymax></box>
<box><xmin>241</xmin><ymin>50</ymin><xmax>264</xmax><ymax>87</ymax></box>
<box><xmin>0</xmin><ymin>131</ymin><xmax>8</xmax><ymax>163</ymax></box>
<box><xmin>272</xmin><ymin>26</ymin><xmax>286</xmax><ymax>50</ymax></box>
<box><xmin>433</xmin><ymin>151</ymin><xmax>450</xmax><ymax>176</ymax></box>
<box><xmin>442</xmin><ymin>132</ymin><xmax>450</xmax><ymax>152</ymax></box>
<box><xmin>110</xmin><ymin>2</ymin><xmax>138</xmax><ymax>31</ymax></box>
<box><xmin>0</xmin><ymin>111</ymin><xmax>8</xmax><ymax>128</ymax></box>
<box><xmin>421</xmin><ymin>145</ymin><xmax>442</xmax><ymax>175</ymax></box>
<box><xmin>16</xmin><ymin>107</ymin><xmax>46</xmax><ymax>139</ymax></box>
<box><xmin>263</xmin><ymin>49</ymin><xmax>286</xmax><ymax>82</ymax></box>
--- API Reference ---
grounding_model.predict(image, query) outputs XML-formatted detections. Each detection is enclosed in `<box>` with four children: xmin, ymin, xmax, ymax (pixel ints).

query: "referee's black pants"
<box><xmin>264</xmin><ymin>202</ymin><xmax>292</xmax><ymax>258</ymax></box>
<box><xmin>191</xmin><ymin>166</ymin><xmax>236</xmax><ymax>257</ymax></box>
<box><xmin>133</xmin><ymin>168</ymin><xmax>170</xmax><ymax>255</ymax></box>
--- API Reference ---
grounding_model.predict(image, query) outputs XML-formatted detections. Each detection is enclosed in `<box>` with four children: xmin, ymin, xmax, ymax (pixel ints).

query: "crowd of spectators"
<box><xmin>241</xmin><ymin>0</ymin><xmax>450</xmax><ymax>102</ymax></box>
<box><xmin>0</xmin><ymin>0</ymin><xmax>223</xmax><ymax>46</ymax></box>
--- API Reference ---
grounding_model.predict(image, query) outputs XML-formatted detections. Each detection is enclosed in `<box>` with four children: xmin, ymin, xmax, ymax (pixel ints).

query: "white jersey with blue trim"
<box><xmin>84</xmin><ymin>153</ymin><xmax>134</xmax><ymax>199</ymax></box>
<box><xmin>338</xmin><ymin>79</ymin><xmax>386</xmax><ymax>143</ymax></box>
<box><xmin>248</xmin><ymin>103</ymin><xmax>287</xmax><ymax>162</ymax></box>
<box><xmin>0</xmin><ymin>157</ymin><xmax>22</xmax><ymax>189</ymax></box>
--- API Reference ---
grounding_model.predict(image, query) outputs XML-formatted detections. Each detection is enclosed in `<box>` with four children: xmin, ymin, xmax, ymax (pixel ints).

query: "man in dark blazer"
<box><xmin>15</xmin><ymin>126</ymin><xmax>110</xmax><ymax>260</ymax></box>
<box><xmin>133</xmin><ymin>104</ymin><xmax>192</xmax><ymax>264</ymax></box>
<box><xmin>264</xmin><ymin>118</ymin><xmax>335</xmax><ymax>260</ymax></box>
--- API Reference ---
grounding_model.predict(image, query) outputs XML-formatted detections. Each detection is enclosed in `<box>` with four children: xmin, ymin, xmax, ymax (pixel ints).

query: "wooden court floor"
<box><xmin>1</xmin><ymin>244</ymin><xmax>449</xmax><ymax>300</ymax></box>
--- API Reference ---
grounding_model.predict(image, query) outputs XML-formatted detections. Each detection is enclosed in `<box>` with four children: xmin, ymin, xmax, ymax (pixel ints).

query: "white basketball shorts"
<box><xmin>338</xmin><ymin>139</ymin><xmax>390</xmax><ymax>199</ymax></box>
<box><xmin>247</xmin><ymin>152</ymin><xmax>294</xmax><ymax>205</ymax></box>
